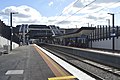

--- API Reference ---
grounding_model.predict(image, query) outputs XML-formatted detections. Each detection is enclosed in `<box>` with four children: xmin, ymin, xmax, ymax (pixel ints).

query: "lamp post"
<box><xmin>106</xmin><ymin>19</ymin><xmax>110</xmax><ymax>27</ymax></box>
<box><xmin>87</xmin><ymin>23</ymin><xmax>89</xmax><ymax>27</ymax></box>
<box><xmin>91</xmin><ymin>24</ymin><xmax>94</xmax><ymax>27</ymax></box>
<box><xmin>10</xmin><ymin>12</ymin><xmax>18</xmax><ymax>51</ymax></box>
<box><xmin>108</xmin><ymin>13</ymin><xmax>115</xmax><ymax>51</ymax></box>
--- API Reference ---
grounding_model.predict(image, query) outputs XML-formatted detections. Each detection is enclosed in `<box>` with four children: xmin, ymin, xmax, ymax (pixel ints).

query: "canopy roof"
<box><xmin>56</xmin><ymin>27</ymin><xmax>96</xmax><ymax>38</ymax></box>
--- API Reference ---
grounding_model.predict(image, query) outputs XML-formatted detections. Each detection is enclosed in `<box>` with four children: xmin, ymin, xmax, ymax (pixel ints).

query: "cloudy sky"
<box><xmin>0</xmin><ymin>0</ymin><xmax>120</xmax><ymax>28</ymax></box>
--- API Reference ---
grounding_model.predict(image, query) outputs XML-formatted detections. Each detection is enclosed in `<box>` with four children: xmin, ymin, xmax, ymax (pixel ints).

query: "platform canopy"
<box><xmin>55</xmin><ymin>27</ymin><xmax>96</xmax><ymax>38</ymax></box>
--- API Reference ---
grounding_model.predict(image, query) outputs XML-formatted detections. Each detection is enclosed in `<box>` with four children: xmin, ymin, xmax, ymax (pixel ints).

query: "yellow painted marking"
<box><xmin>48</xmin><ymin>76</ymin><xmax>76</xmax><ymax>80</ymax></box>
<box><xmin>33</xmin><ymin>45</ymin><xmax>71</xmax><ymax>77</ymax></box>
<box><xmin>41</xmin><ymin>49</ymin><xmax>67</xmax><ymax>76</ymax></box>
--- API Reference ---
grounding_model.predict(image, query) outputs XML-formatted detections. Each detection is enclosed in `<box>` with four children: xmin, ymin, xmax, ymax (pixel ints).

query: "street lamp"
<box><xmin>91</xmin><ymin>24</ymin><xmax>94</xmax><ymax>27</ymax></box>
<box><xmin>87</xmin><ymin>23</ymin><xmax>89</xmax><ymax>27</ymax></box>
<box><xmin>106</xmin><ymin>19</ymin><xmax>110</xmax><ymax>27</ymax></box>
<box><xmin>108</xmin><ymin>13</ymin><xmax>115</xmax><ymax>51</ymax></box>
<box><xmin>10</xmin><ymin>12</ymin><xmax>18</xmax><ymax>51</ymax></box>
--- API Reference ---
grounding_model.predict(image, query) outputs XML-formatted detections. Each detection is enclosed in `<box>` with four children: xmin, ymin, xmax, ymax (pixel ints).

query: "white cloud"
<box><xmin>48</xmin><ymin>1</ymin><xmax>53</xmax><ymax>7</ymax></box>
<box><xmin>55</xmin><ymin>0</ymin><xmax>65</xmax><ymax>2</ymax></box>
<box><xmin>0</xmin><ymin>5</ymin><xmax>45</xmax><ymax>26</ymax></box>
<box><xmin>0</xmin><ymin>0</ymin><xmax>120</xmax><ymax>28</ymax></box>
<box><xmin>56</xmin><ymin>0</ymin><xmax>120</xmax><ymax>27</ymax></box>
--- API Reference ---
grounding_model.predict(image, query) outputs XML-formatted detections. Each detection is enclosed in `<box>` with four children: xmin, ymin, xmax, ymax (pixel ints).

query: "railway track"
<box><xmin>41</xmin><ymin>45</ymin><xmax>120</xmax><ymax>80</ymax></box>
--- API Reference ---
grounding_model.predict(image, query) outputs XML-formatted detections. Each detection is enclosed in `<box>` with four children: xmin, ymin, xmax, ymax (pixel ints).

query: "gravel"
<box><xmin>43</xmin><ymin>46</ymin><xmax>120</xmax><ymax>80</ymax></box>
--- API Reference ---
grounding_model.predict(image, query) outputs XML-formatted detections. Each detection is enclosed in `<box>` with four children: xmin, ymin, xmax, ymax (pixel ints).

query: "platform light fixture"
<box><xmin>106</xmin><ymin>19</ymin><xmax>110</xmax><ymax>27</ymax></box>
<box><xmin>108</xmin><ymin>13</ymin><xmax>115</xmax><ymax>51</ymax></box>
<box><xmin>10</xmin><ymin>12</ymin><xmax>18</xmax><ymax>51</ymax></box>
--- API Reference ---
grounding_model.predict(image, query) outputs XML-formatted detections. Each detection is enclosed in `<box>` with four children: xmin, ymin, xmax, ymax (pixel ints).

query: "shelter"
<box><xmin>54</xmin><ymin>27</ymin><xmax>96</xmax><ymax>48</ymax></box>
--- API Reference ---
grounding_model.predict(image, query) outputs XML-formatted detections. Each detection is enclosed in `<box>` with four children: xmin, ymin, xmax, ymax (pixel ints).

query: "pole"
<box><xmin>106</xmin><ymin>19</ymin><xmax>110</xmax><ymax>27</ymax></box>
<box><xmin>10</xmin><ymin>12</ymin><xmax>18</xmax><ymax>50</ymax></box>
<box><xmin>10</xmin><ymin>13</ymin><xmax>12</xmax><ymax>51</ymax></box>
<box><xmin>23</xmin><ymin>25</ymin><xmax>25</xmax><ymax>45</ymax></box>
<box><xmin>75</xmin><ymin>25</ymin><xmax>77</xmax><ymax>28</ymax></box>
<box><xmin>112</xmin><ymin>14</ymin><xmax>115</xmax><ymax>51</ymax></box>
<box><xmin>108</xmin><ymin>13</ymin><xmax>115</xmax><ymax>51</ymax></box>
<box><xmin>91</xmin><ymin>24</ymin><xmax>93</xmax><ymax>27</ymax></box>
<box><xmin>87</xmin><ymin>23</ymin><xmax>89</xmax><ymax>27</ymax></box>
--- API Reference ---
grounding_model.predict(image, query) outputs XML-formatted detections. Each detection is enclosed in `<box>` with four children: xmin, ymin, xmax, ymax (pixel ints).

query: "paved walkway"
<box><xmin>0</xmin><ymin>45</ymin><xmax>55</xmax><ymax>80</ymax></box>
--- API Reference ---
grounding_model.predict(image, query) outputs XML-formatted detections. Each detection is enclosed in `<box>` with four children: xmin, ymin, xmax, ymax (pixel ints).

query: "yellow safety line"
<box><xmin>48</xmin><ymin>76</ymin><xmax>76</xmax><ymax>80</ymax></box>
<box><xmin>33</xmin><ymin>45</ymin><xmax>70</xmax><ymax>76</ymax></box>
<box><xmin>42</xmin><ymin>49</ymin><xmax>67</xmax><ymax>76</ymax></box>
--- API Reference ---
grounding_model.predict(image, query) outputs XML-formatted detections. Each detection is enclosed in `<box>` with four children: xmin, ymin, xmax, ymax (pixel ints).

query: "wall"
<box><xmin>44</xmin><ymin>44</ymin><xmax>120</xmax><ymax>69</ymax></box>
<box><xmin>115</xmin><ymin>37</ymin><xmax>120</xmax><ymax>50</ymax></box>
<box><xmin>0</xmin><ymin>36</ymin><xmax>19</xmax><ymax>49</ymax></box>
<box><xmin>90</xmin><ymin>37</ymin><xmax>120</xmax><ymax>50</ymax></box>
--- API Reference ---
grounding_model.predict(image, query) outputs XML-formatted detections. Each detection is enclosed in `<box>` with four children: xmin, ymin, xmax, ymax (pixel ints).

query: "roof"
<box><xmin>29</xmin><ymin>25</ymin><xmax>49</xmax><ymax>29</ymax></box>
<box><xmin>55</xmin><ymin>27</ymin><xmax>96</xmax><ymax>38</ymax></box>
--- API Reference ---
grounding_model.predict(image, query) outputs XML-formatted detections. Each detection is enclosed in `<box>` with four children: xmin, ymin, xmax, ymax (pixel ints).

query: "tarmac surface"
<box><xmin>0</xmin><ymin>45</ymin><xmax>55</xmax><ymax>80</ymax></box>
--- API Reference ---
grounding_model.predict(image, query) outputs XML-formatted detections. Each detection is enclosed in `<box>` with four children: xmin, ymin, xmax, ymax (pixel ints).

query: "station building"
<box><xmin>0</xmin><ymin>20</ymin><xmax>19</xmax><ymax>49</ymax></box>
<box><xmin>16</xmin><ymin>24</ymin><xmax>62</xmax><ymax>45</ymax></box>
<box><xmin>15</xmin><ymin>23</ymin><xmax>120</xmax><ymax>51</ymax></box>
<box><xmin>54</xmin><ymin>25</ymin><xmax>120</xmax><ymax>51</ymax></box>
<box><xmin>0</xmin><ymin>20</ymin><xmax>10</xmax><ymax>40</ymax></box>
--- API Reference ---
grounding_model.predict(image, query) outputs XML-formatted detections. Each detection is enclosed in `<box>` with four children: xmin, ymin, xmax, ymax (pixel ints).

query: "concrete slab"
<box><xmin>0</xmin><ymin>45</ymin><xmax>55</xmax><ymax>80</ymax></box>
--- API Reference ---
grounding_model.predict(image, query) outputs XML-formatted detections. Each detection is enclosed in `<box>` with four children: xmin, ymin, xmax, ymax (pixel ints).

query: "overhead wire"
<box><xmin>93</xmin><ymin>0</ymin><xmax>120</xmax><ymax>13</ymax></box>
<box><xmin>94</xmin><ymin>1</ymin><xmax>120</xmax><ymax>25</ymax></box>
<box><xmin>57</xmin><ymin>0</ymin><xmax>96</xmax><ymax>24</ymax></box>
<box><xmin>54</xmin><ymin>0</ymin><xmax>79</xmax><ymax>21</ymax></box>
<box><xmin>54</xmin><ymin>0</ymin><xmax>120</xmax><ymax>27</ymax></box>
<box><xmin>78</xmin><ymin>0</ymin><xmax>120</xmax><ymax>26</ymax></box>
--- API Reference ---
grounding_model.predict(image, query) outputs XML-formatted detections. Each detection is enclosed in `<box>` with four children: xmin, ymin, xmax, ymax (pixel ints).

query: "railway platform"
<box><xmin>0</xmin><ymin>45</ymin><xmax>54</xmax><ymax>80</ymax></box>
<box><xmin>0</xmin><ymin>44</ymin><xmax>96</xmax><ymax>80</ymax></box>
